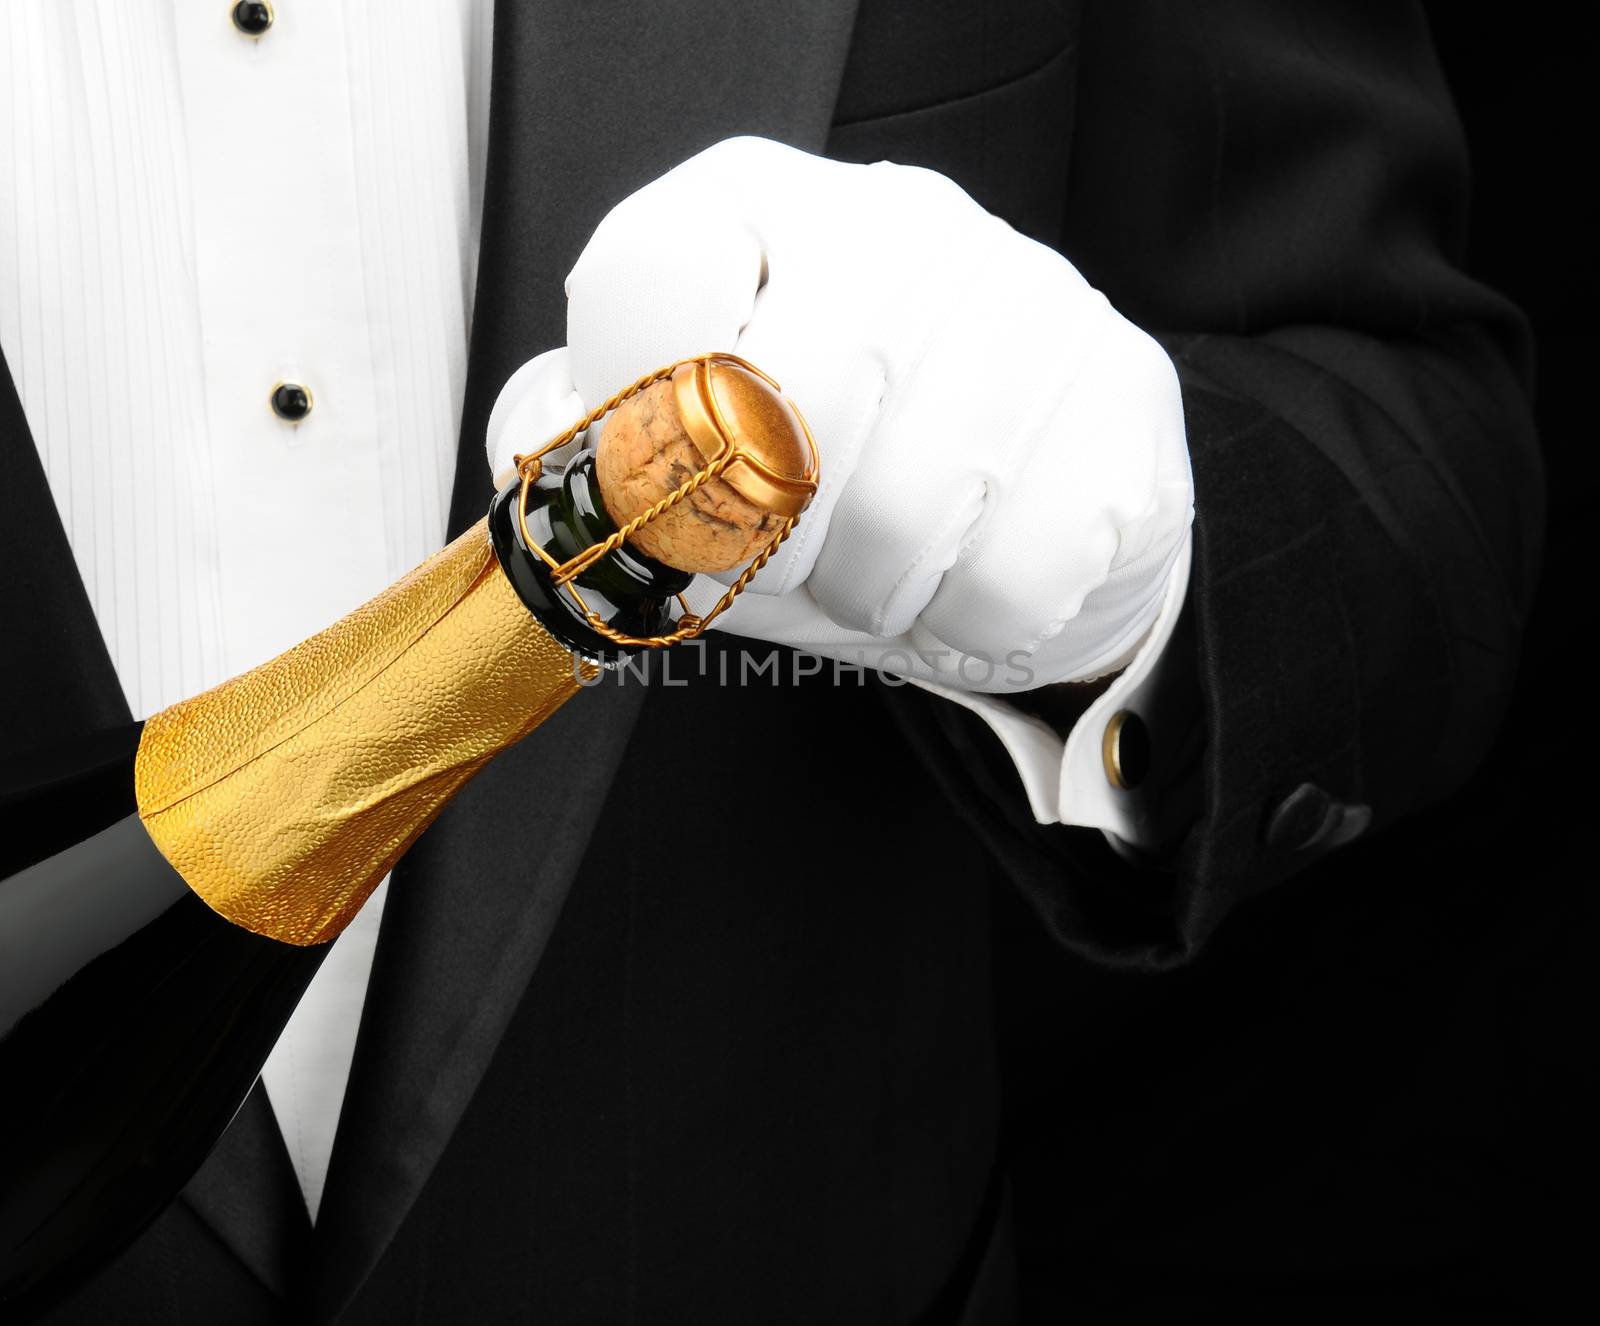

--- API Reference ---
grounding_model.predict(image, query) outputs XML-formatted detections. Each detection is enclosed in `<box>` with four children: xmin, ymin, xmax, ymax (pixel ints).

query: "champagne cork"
<box><xmin>593</xmin><ymin>356</ymin><xmax>817</xmax><ymax>573</ymax></box>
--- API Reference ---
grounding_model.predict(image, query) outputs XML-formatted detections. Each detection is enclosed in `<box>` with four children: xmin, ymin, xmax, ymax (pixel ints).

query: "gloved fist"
<box><xmin>488</xmin><ymin>136</ymin><xmax>1191</xmax><ymax>694</ymax></box>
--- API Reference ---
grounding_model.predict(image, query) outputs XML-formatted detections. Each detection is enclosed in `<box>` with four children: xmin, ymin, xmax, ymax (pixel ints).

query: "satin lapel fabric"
<box><xmin>303</xmin><ymin>1</ymin><xmax>861</xmax><ymax>1319</ymax></box>
<box><xmin>179</xmin><ymin>1085</ymin><xmax>311</xmax><ymax>1302</ymax></box>
<box><xmin>0</xmin><ymin>360</ymin><xmax>130</xmax><ymax>753</ymax></box>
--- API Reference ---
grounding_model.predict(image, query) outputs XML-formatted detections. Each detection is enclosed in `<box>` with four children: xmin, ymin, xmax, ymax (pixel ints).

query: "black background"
<box><xmin>1000</xmin><ymin>7</ymin><xmax>1597</xmax><ymax>1317</ymax></box>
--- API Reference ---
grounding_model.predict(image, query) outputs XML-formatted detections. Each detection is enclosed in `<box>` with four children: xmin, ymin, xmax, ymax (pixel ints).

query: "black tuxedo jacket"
<box><xmin>0</xmin><ymin>1</ymin><xmax>1541</xmax><ymax>1321</ymax></box>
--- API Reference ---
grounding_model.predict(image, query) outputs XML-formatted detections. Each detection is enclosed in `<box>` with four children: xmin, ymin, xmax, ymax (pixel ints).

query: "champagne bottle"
<box><xmin>0</xmin><ymin>355</ymin><xmax>816</xmax><ymax>1321</ymax></box>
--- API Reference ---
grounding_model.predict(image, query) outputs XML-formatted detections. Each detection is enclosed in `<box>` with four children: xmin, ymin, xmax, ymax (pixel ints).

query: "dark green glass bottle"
<box><xmin>489</xmin><ymin>447</ymin><xmax>694</xmax><ymax>662</ymax></box>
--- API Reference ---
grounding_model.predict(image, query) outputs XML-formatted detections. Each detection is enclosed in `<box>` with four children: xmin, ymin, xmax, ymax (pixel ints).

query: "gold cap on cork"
<box><xmin>592</xmin><ymin>353</ymin><xmax>818</xmax><ymax>575</ymax></box>
<box><xmin>670</xmin><ymin>355</ymin><xmax>817</xmax><ymax>519</ymax></box>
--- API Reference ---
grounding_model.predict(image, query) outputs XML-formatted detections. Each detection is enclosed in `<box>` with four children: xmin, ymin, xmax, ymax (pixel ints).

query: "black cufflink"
<box><xmin>1264</xmin><ymin>782</ymin><xmax>1371</xmax><ymax>852</ymax></box>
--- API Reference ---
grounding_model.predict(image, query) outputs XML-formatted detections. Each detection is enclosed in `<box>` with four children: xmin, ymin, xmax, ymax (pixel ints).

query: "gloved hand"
<box><xmin>487</xmin><ymin>136</ymin><xmax>1191</xmax><ymax>694</ymax></box>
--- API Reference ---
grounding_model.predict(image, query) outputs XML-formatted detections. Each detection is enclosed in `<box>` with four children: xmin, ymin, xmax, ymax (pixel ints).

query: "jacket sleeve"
<box><xmin>888</xmin><ymin>0</ymin><xmax>1543</xmax><ymax>968</ymax></box>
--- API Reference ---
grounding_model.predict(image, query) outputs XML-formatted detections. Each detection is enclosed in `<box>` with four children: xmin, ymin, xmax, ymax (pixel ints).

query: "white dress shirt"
<box><xmin>1</xmin><ymin>0</ymin><xmax>1175</xmax><ymax>1224</ymax></box>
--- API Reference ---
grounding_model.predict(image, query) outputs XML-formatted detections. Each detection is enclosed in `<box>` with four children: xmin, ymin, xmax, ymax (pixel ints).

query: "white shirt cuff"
<box><xmin>910</xmin><ymin>532</ymin><xmax>1193</xmax><ymax>852</ymax></box>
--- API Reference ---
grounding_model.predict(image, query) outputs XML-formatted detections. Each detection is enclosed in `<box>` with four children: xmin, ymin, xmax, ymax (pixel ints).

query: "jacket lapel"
<box><xmin>179</xmin><ymin>1083</ymin><xmax>312</xmax><ymax>1300</ymax></box>
<box><xmin>306</xmin><ymin>0</ymin><xmax>861</xmax><ymax>1318</ymax></box>
<box><xmin>0</xmin><ymin>359</ymin><xmax>129</xmax><ymax>751</ymax></box>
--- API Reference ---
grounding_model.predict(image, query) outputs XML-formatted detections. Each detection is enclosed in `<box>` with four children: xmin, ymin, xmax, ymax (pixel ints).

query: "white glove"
<box><xmin>488</xmin><ymin>136</ymin><xmax>1192</xmax><ymax>695</ymax></box>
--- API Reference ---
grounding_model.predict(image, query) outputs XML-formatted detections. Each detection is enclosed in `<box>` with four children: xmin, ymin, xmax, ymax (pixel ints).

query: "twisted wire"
<box><xmin>511</xmin><ymin>353</ymin><xmax>803</xmax><ymax>650</ymax></box>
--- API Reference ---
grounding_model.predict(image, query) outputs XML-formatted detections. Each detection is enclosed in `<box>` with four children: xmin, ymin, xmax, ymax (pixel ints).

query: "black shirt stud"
<box><xmin>269</xmin><ymin>381</ymin><xmax>313</xmax><ymax>423</ymax></box>
<box><xmin>230</xmin><ymin>2</ymin><xmax>274</xmax><ymax>38</ymax></box>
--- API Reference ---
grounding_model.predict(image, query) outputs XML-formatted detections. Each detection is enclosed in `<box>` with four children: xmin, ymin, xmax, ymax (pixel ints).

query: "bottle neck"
<box><xmin>134</xmin><ymin>518</ymin><xmax>581</xmax><ymax>945</ymax></box>
<box><xmin>488</xmin><ymin>451</ymin><xmax>693</xmax><ymax>662</ymax></box>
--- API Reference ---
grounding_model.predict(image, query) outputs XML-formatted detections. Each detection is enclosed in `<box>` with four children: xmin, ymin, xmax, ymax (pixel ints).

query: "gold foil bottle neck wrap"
<box><xmin>134</xmin><ymin>520</ymin><xmax>588</xmax><ymax>946</ymax></box>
